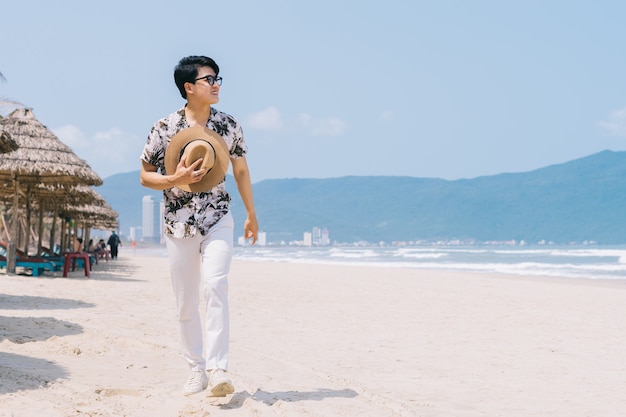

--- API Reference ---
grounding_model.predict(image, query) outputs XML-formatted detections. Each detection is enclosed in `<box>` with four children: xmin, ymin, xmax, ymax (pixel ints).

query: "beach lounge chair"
<box><xmin>0</xmin><ymin>242</ymin><xmax>63</xmax><ymax>276</ymax></box>
<box><xmin>0</xmin><ymin>255</ymin><xmax>57</xmax><ymax>277</ymax></box>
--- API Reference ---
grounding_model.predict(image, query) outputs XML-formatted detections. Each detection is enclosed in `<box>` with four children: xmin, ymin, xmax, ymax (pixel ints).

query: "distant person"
<box><xmin>94</xmin><ymin>238</ymin><xmax>107</xmax><ymax>257</ymax></box>
<box><xmin>87</xmin><ymin>239</ymin><xmax>95</xmax><ymax>253</ymax></box>
<box><xmin>107</xmin><ymin>231</ymin><xmax>121</xmax><ymax>259</ymax></box>
<box><xmin>139</xmin><ymin>55</ymin><xmax>258</xmax><ymax>397</ymax></box>
<box><xmin>73</xmin><ymin>237</ymin><xmax>83</xmax><ymax>253</ymax></box>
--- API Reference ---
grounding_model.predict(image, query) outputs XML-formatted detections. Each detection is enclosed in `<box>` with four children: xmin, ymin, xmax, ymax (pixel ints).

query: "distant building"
<box><xmin>129</xmin><ymin>226</ymin><xmax>143</xmax><ymax>242</ymax></box>
<box><xmin>320</xmin><ymin>228</ymin><xmax>330</xmax><ymax>246</ymax></box>
<box><xmin>312</xmin><ymin>227</ymin><xmax>321</xmax><ymax>245</ymax></box>
<box><xmin>311</xmin><ymin>227</ymin><xmax>330</xmax><ymax>246</ymax></box>
<box><xmin>142</xmin><ymin>195</ymin><xmax>161</xmax><ymax>244</ymax></box>
<box><xmin>305</xmin><ymin>227</ymin><xmax>330</xmax><ymax>246</ymax></box>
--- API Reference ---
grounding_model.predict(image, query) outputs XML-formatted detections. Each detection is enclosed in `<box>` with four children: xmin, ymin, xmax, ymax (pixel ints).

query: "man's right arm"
<box><xmin>140</xmin><ymin>159</ymin><xmax>205</xmax><ymax>191</ymax></box>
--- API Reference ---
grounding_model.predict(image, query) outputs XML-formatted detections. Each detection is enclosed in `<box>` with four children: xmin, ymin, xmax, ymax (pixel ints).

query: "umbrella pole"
<box><xmin>37</xmin><ymin>201</ymin><xmax>44</xmax><ymax>256</ymax></box>
<box><xmin>0</xmin><ymin>210</ymin><xmax>9</xmax><ymax>242</ymax></box>
<box><xmin>50</xmin><ymin>207</ymin><xmax>58</xmax><ymax>253</ymax></box>
<box><xmin>84</xmin><ymin>221</ymin><xmax>91</xmax><ymax>252</ymax></box>
<box><xmin>24</xmin><ymin>191</ymin><xmax>32</xmax><ymax>256</ymax></box>
<box><xmin>73</xmin><ymin>221</ymin><xmax>79</xmax><ymax>251</ymax></box>
<box><xmin>7</xmin><ymin>176</ymin><xmax>19</xmax><ymax>274</ymax></box>
<box><xmin>60</xmin><ymin>217</ymin><xmax>66</xmax><ymax>254</ymax></box>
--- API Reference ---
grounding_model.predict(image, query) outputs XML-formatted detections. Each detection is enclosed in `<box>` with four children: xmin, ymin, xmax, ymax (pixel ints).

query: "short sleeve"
<box><xmin>140</xmin><ymin>122</ymin><xmax>167</xmax><ymax>170</ymax></box>
<box><xmin>230</xmin><ymin>118</ymin><xmax>247</xmax><ymax>159</ymax></box>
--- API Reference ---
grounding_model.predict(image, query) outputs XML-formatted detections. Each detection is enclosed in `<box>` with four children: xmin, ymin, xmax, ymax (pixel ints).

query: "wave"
<box><xmin>134</xmin><ymin>245</ymin><xmax>626</xmax><ymax>281</ymax></box>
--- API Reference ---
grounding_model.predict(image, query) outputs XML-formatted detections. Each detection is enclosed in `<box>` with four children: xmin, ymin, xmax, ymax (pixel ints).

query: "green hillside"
<box><xmin>97</xmin><ymin>150</ymin><xmax>626</xmax><ymax>244</ymax></box>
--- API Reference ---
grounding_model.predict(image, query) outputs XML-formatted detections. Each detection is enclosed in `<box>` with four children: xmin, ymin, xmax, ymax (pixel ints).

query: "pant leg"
<box><xmin>200</xmin><ymin>212</ymin><xmax>234</xmax><ymax>370</ymax></box>
<box><xmin>165</xmin><ymin>232</ymin><xmax>205</xmax><ymax>370</ymax></box>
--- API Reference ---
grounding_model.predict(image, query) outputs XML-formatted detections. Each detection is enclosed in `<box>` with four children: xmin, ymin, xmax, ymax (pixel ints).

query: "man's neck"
<box><xmin>184</xmin><ymin>102</ymin><xmax>212</xmax><ymax>127</ymax></box>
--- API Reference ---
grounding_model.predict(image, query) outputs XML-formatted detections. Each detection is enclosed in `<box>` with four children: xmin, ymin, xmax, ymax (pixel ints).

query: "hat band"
<box><xmin>179</xmin><ymin>140</ymin><xmax>216</xmax><ymax>174</ymax></box>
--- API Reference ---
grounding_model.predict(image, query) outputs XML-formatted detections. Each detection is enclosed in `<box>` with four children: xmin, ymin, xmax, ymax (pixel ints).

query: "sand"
<box><xmin>2</xmin><ymin>252</ymin><xmax>626</xmax><ymax>416</ymax></box>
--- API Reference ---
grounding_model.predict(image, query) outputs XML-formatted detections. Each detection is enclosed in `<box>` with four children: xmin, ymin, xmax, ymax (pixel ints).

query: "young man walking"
<box><xmin>140</xmin><ymin>55</ymin><xmax>258</xmax><ymax>396</ymax></box>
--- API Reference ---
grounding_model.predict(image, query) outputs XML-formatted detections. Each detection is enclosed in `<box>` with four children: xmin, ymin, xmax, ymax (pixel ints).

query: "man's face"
<box><xmin>187</xmin><ymin>66</ymin><xmax>220</xmax><ymax>105</ymax></box>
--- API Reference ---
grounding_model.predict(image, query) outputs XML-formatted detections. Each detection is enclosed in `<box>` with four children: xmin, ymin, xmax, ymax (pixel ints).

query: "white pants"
<box><xmin>165</xmin><ymin>212</ymin><xmax>234</xmax><ymax>371</ymax></box>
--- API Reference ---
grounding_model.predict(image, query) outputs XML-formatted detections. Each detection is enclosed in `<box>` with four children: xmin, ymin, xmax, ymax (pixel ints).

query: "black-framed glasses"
<box><xmin>194</xmin><ymin>74</ymin><xmax>223</xmax><ymax>86</ymax></box>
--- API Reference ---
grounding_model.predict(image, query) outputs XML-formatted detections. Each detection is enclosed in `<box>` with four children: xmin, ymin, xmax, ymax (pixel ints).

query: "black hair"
<box><xmin>174</xmin><ymin>56</ymin><xmax>220</xmax><ymax>99</ymax></box>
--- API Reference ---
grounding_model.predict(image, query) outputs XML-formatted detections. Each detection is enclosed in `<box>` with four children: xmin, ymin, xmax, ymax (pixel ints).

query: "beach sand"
<box><xmin>2</xmin><ymin>253</ymin><xmax>626</xmax><ymax>417</ymax></box>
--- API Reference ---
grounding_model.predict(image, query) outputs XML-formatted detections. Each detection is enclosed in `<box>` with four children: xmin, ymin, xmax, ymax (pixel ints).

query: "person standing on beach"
<box><xmin>107</xmin><ymin>231</ymin><xmax>121</xmax><ymax>259</ymax></box>
<box><xmin>139</xmin><ymin>55</ymin><xmax>258</xmax><ymax>397</ymax></box>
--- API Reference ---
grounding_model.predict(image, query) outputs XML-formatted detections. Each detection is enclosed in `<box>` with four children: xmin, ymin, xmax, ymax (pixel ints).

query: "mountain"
<box><xmin>96</xmin><ymin>150</ymin><xmax>626</xmax><ymax>244</ymax></box>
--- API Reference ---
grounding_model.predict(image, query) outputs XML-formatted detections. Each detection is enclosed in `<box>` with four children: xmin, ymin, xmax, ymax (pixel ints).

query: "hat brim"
<box><xmin>164</xmin><ymin>126</ymin><xmax>230</xmax><ymax>192</ymax></box>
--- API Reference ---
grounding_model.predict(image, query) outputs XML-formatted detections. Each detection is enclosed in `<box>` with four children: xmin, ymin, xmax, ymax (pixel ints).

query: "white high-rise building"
<box><xmin>142</xmin><ymin>195</ymin><xmax>161</xmax><ymax>243</ymax></box>
<box><xmin>303</xmin><ymin>232</ymin><xmax>312</xmax><ymax>246</ymax></box>
<box><xmin>310</xmin><ymin>227</ymin><xmax>330</xmax><ymax>246</ymax></box>
<box><xmin>129</xmin><ymin>226</ymin><xmax>143</xmax><ymax>242</ymax></box>
<box><xmin>320</xmin><ymin>228</ymin><xmax>330</xmax><ymax>246</ymax></box>
<box><xmin>257</xmin><ymin>231</ymin><xmax>267</xmax><ymax>246</ymax></box>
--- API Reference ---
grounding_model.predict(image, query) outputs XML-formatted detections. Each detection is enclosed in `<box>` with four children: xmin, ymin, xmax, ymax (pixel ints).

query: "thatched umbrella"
<box><xmin>0</xmin><ymin>108</ymin><xmax>102</xmax><ymax>185</ymax></box>
<box><xmin>50</xmin><ymin>185</ymin><xmax>119</xmax><ymax>251</ymax></box>
<box><xmin>0</xmin><ymin>107</ymin><xmax>102</xmax><ymax>273</ymax></box>
<box><xmin>59</xmin><ymin>199</ymin><xmax>119</xmax><ymax>231</ymax></box>
<box><xmin>0</xmin><ymin>183</ymin><xmax>117</xmax><ymax>254</ymax></box>
<box><xmin>4</xmin><ymin>184</ymin><xmax>116</xmax><ymax>253</ymax></box>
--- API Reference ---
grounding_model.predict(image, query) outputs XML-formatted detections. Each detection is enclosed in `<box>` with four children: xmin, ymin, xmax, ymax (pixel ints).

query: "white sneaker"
<box><xmin>183</xmin><ymin>369</ymin><xmax>208</xmax><ymax>396</ymax></box>
<box><xmin>208</xmin><ymin>369</ymin><xmax>234</xmax><ymax>397</ymax></box>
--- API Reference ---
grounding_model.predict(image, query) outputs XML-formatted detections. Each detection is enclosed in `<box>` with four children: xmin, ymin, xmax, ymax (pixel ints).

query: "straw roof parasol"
<box><xmin>51</xmin><ymin>185</ymin><xmax>118</xmax><ymax>219</ymax></box>
<box><xmin>59</xmin><ymin>201</ymin><xmax>119</xmax><ymax>230</ymax></box>
<box><xmin>0</xmin><ymin>108</ymin><xmax>102</xmax><ymax>185</ymax></box>
<box><xmin>52</xmin><ymin>185</ymin><xmax>119</xmax><ymax>230</ymax></box>
<box><xmin>0</xmin><ymin>130</ymin><xmax>18</xmax><ymax>154</ymax></box>
<box><xmin>0</xmin><ymin>108</ymin><xmax>103</xmax><ymax>272</ymax></box>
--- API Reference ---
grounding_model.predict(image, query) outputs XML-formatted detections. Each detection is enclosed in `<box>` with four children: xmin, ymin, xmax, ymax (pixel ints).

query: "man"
<box><xmin>107</xmin><ymin>231</ymin><xmax>121</xmax><ymax>259</ymax></box>
<box><xmin>139</xmin><ymin>56</ymin><xmax>258</xmax><ymax>397</ymax></box>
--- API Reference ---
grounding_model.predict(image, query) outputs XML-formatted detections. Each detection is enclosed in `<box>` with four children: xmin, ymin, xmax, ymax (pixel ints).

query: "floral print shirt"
<box><xmin>140</xmin><ymin>107</ymin><xmax>247</xmax><ymax>238</ymax></box>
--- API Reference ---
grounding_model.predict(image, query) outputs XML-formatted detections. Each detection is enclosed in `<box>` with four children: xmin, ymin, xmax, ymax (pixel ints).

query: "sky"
<box><xmin>2</xmin><ymin>0</ymin><xmax>626</xmax><ymax>183</ymax></box>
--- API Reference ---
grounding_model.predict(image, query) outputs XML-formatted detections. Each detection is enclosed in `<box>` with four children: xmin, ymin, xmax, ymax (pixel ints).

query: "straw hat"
<box><xmin>164</xmin><ymin>126</ymin><xmax>230</xmax><ymax>192</ymax></box>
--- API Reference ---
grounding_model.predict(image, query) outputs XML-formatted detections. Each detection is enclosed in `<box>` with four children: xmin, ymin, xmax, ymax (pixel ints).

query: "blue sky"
<box><xmin>2</xmin><ymin>0</ymin><xmax>626</xmax><ymax>183</ymax></box>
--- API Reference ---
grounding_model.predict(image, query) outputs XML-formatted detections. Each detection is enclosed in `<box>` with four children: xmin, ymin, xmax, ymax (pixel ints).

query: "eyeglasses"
<box><xmin>194</xmin><ymin>74</ymin><xmax>223</xmax><ymax>86</ymax></box>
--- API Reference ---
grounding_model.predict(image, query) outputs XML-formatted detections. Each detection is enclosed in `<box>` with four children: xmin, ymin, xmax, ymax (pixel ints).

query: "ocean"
<box><xmin>134</xmin><ymin>244</ymin><xmax>626</xmax><ymax>281</ymax></box>
<box><xmin>230</xmin><ymin>245</ymin><xmax>626</xmax><ymax>281</ymax></box>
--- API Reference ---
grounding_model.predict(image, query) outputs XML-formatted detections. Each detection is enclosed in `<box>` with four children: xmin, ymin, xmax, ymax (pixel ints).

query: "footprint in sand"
<box><xmin>95</xmin><ymin>388</ymin><xmax>142</xmax><ymax>397</ymax></box>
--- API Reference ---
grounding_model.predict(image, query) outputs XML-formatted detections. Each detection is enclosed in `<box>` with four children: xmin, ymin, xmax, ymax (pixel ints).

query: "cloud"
<box><xmin>53</xmin><ymin>125</ymin><xmax>87</xmax><ymax>148</ymax></box>
<box><xmin>248</xmin><ymin>107</ymin><xmax>347</xmax><ymax>138</ymax></box>
<box><xmin>598</xmin><ymin>107</ymin><xmax>626</xmax><ymax>137</ymax></box>
<box><xmin>53</xmin><ymin>125</ymin><xmax>142</xmax><ymax>179</ymax></box>
<box><xmin>247</xmin><ymin>107</ymin><xmax>284</xmax><ymax>131</ymax></box>
<box><xmin>296</xmin><ymin>112</ymin><xmax>347</xmax><ymax>136</ymax></box>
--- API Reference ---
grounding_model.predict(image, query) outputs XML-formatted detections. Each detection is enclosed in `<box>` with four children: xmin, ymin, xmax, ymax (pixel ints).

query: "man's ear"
<box><xmin>184</xmin><ymin>81</ymin><xmax>194</xmax><ymax>96</ymax></box>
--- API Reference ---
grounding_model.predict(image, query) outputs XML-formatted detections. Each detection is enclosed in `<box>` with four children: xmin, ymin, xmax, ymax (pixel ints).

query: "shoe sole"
<box><xmin>210</xmin><ymin>381</ymin><xmax>234</xmax><ymax>397</ymax></box>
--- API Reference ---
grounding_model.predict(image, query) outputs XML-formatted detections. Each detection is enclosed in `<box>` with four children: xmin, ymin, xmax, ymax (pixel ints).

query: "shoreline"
<box><xmin>121</xmin><ymin>245</ymin><xmax>626</xmax><ymax>282</ymax></box>
<box><xmin>2</xmin><ymin>255</ymin><xmax>626</xmax><ymax>416</ymax></box>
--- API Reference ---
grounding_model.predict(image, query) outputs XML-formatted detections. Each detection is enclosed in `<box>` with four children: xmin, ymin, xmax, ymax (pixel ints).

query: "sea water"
<box><xmin>231</xmin><ymin>245</ymin><xmax>626</xmax><ymax>280</ymax></box>
<box><xmin>135</xmin><ymin>244</ymin><xmax>626</xmax><ymax>280</ymax></box>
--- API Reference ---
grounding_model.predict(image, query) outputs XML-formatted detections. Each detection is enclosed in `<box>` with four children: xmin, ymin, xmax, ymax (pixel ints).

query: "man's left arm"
<box><xmin>231</xmin><ymin>156</ymin><xmax>258</xmax><ymax>244</ymax></box>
